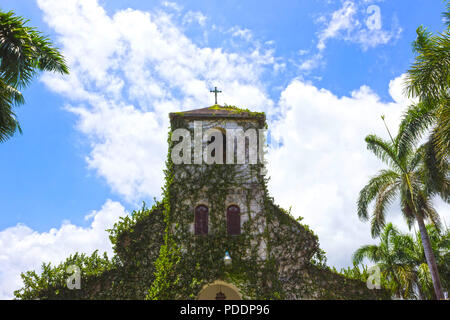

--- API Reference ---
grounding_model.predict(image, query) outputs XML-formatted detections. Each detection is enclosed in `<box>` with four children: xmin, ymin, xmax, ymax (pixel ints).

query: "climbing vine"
<box><xmin>13</xmin><ymin>106</ymin><xmax>390</xmax><ymax>300</ymax></box>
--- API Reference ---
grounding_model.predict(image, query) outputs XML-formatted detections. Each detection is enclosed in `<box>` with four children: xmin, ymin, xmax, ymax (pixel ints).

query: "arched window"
<box><xmin>227</xmin><ymin>205</ymin><xmax>241</xmax><ymax>235</ymax></box>
<box><xmin>195</xmin><ymin>205</ymin><xmax>209</xmax><ymax>235</ymax></box>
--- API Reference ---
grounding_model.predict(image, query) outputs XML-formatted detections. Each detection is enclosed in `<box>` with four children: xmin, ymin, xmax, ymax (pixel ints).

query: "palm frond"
<box><xmin>352</xmin><ymin>245</ymin><xmax>380</xmax><ymax>265</ymax></box>
<box><xmin>405</xmin><ymin>26</ymin><xmax>450</xmax><ymax>101</ymax></box>
<box><xmin>397</xmin><ymin>100</ymin><xmax>437</xmax><ymax>160</ymax></box>
<box><xmin>0</xmin><ymin>10</ymin><xmax>68</xmax><ymax>142</ymax></box>
<box><xmin>0</xmin><ymin>10</ymin><xmax>69</xmax><ymax>88</ymax></box>
<box><xmin>365</xmin><ymin>134</ymin><xmax>404</xmax><ymax>172</ymax></box>
<box><xmin>422</xmin><ymin>138</ymin><xmax>450</xmax><ymax>203</ymax></box>
<box><xmin>0</xmin><ymin>78</ymin><xmax>23</xmax><ymax>142</ymax></box>
<box><xmin>418</xmin><ymin>193</ymin><xmax>442</xmax><ymax>232</ymax></box>
<box><xmin>400</xmin><ymin>189</ymin><xmax>416</xmax><ymax>230</ymax></box>
<box><xmin>357</xmin><ymin>170</ymin><xmax>399</xmax><ymax>221</ymax></box>
<box><xmin>417</xmin><ymin>262</ymin><xmax>433</xmax><ymax>298</ymax></box>
<box><xmin>371</xmin><ymin>183</ymin><xmax>400</xmax><ymax>237</ymax></box>
<box><xmin>443</xmin><ymin>0</ymin><xmax>450</xmax><ymax>28</ymax></box>
<box><xmin>433</xmin><ymin>99</ymin><xmax>450</xmax><ymax>161</ymax></box>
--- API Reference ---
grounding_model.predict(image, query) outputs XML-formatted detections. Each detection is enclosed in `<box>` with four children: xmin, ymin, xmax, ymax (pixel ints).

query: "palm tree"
<box><xmin>357</xmin><ymin>123</ymin><xmax>448</xmax><ymax>299</ymax></box>
<box><xmin>0</xmin><ymin>10</ymin><xmax>68</xmax><ymax>142</ymax></box>
<box><xmin>352</xmin><ymin>223</ymin><xmax>413</xmax><ymax>299</ymax></box>
<box><xmin>397</xmin><ymin>225</ymin><xmax>449</xmax><ymax>299</ymax></box>
<box><xmin>399</xmin><ymin>1</ymin><xmax>449</xmax><ymax>167</ymax></box>
<box><xmin>353</xmin><ymin>223</ymin><xmax>449</xmax><ymax>299</ymax></box>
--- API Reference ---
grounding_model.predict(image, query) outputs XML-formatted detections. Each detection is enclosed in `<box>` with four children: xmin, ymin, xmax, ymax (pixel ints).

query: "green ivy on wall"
<box><xmin>14</xmin><ymin>107</ymin><xmax>390</xmax><ymax>300</ymax></box>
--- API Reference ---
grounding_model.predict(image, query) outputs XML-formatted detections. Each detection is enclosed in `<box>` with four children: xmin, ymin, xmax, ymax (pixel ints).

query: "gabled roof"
<box><xmin>169</xmin><ymin>105</ymin><xmax>265</xmax><ymax>121</ymax></box>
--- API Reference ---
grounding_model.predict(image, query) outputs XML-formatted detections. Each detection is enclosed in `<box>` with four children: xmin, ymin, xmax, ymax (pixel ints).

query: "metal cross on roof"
<box><xmin>209</xmin><ymin>86</ymin><xmax>222</xmax><ymax>105</ymax></box>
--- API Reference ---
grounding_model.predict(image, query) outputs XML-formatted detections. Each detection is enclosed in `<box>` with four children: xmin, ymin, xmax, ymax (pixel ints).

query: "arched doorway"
<box><xmin>197</xmin><ymin>280</ymin><xmax>242</xmax><ymax>300</ymax></box>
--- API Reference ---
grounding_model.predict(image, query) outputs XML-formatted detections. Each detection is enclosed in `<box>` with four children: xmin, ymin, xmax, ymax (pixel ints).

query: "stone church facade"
<box><xmin>16</xmin><ymin>105</ymin><xmax>389</xmax><ymax>300</ymax></box>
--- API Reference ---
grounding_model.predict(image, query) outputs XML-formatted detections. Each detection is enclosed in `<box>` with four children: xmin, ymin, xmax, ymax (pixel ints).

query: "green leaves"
<box><xmin>0</xmin><ymin>10</ymin><xmax>68</xmax><ymax>87</ymax></box>
<box><xmin>357</xmin><ymin>169</ymin><xmax>399</xmax><ymax>222</ymax></box>
<box><xmin>352</xmin><ymin>244</ymin><xmax>380</xmax><ymax>266</ymax></box>
<box><xmin>365</xmin><ymin>135</ymin><xmax>403</xmax><ymax>171</ymax></box>
<box><xmin>13</xmin><ymin>250</ymin><xmax>116</xmax><ymax>300</ymax></box>
<box><xmin>371</xmin><ymin>182</ymin><xmax>399</xmax><ymax>237</ymax></box>
<box><xmin>406</xmin><ymin>26</ymin><xmax>450</xmax><ymax>102</ymax></box>
<box><xmin>0</xmin><ymin>10</ymin><xmax>69</xmax><ymax>142</ymax></box>
<box><xmin>0</xmin><ymin>78</ymin><xmax>23</xmax><ymax>142</ymax></box>
<box><xmin>352</xmin><ymin>223</ymin><xmax>449</xmax><ymax>299</ymax></box>
<box><xmin>443</xmin><ymin>0</ymin><xmax>450</xmax><ymax>28</ymax></box>
<box><xmin>400</xmin><ymin>3</ymin><xmax>450</xmax><ymax>165</ymax></box>
<box><xmin>397</xmin><ymin>100</ymin><xmax>436</xmax><ymax>161</ymax></box>
<box><xmin>360</xmin><ymin>124</ymin><xmax>447</xmax><ymax>238</ymax></box>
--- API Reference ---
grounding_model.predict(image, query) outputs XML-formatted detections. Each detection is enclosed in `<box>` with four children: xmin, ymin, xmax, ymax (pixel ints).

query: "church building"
<box><xmin>16</xmin><ymin>104</ymin><xmax>389</xmax><ymax>300</ymax></box>
<box><xmin>152</xmin><ymin>104</ymin><xmax>387</xmax><ymax>300</ymax></box>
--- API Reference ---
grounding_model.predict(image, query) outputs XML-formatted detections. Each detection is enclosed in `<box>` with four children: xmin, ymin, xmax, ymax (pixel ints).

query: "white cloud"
<box><xmin>317</xmin><ymin>1</ymin><xmax>359</xmax><ymax>51</ymax></box>
<box><xmin>183</xmin><ymin>11</ymin><xmax>207</xmax><ymax>26</ymax></box>
<box><xmin>67</xmin><ymin>100</ymin><xmax>168</xmax><ymax>201</ymax></box>
<box><xmin>37</xmin><ymin>0</ymin><xmax>275</xmax><ymax>202</ymax></box>
<box><xmin>161</xmin><ymin>1</ymin><xmax>182</xmax><ymax>12</ymax></box>
<box><xmin>267</xmin><ymin>75</ymin><xmax>450</xmax><ymax>268</ymax></box>
<box><xmin>298</xmin><ymin>53</ymin><xmax>324</xmax><ymax>72</ymax></box>
<box><xmin>388</xmin><ymin>73</ymin><xmax>419</xmax><ymax>107</ymax></box>
<box><xmin>0</xmin><ymin>200</ymin><xmax>127</xmax><ymax>299</ymax></box>
<box><xmin>229</xmin><ymin>26</ymin><xmax>253</xmax><ymax>42</ymax></box>
<box><xmin>317</xmin><ymin>1</ymin><xmax>402</xmax><ymax>51</ymax></box>
<box><xmin>297</xmin><ymin>0</ymin><xmax>402</xmax><ymax>72</ymax></box>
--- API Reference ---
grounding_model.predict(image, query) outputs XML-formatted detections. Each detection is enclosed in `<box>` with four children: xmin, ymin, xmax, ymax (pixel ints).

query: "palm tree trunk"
<box><xmin>416</xmin><ymin>214</ymin><xmax>445</xmax><ymax>299</ymax></box>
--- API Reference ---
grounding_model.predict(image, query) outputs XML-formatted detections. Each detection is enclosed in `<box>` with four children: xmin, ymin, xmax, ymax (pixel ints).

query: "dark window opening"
<box><xmin>195</xmin><ymin>205</ymin><xmax>209</xmax><ymax>235</ymax></box>
<box><xmin>227</xmin><ymin>205</ymin><xmax>241</xmax><ymax>235</ymax></box>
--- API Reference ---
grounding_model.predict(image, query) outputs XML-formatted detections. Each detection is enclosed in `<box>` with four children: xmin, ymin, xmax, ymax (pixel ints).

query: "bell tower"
<box><xmin>168</xmin><ymin>104</ymin><xmax>267</xmax><ymax>244</ymax></box>
<box><xmin>167</xmin><ymin>104</ymin><xmax>272</xmax><ymax>298</ymax></box>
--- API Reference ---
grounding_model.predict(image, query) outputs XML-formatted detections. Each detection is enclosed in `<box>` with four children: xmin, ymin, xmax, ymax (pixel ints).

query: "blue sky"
<box><xmin>0</xmin><ymin>0</ymin><xmax>448</xmax><ymax>298</ymax></box>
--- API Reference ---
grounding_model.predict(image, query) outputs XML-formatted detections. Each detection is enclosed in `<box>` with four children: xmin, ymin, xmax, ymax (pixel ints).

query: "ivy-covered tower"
<box><xmin>163</xmin><ymin>105</ymin><xmax>278</xmax><ymax>299</ymax></box>
<box><xmin>14</xmin><ymin>105</ymin><xmax>390</xmax><ymax>300</ymax></box>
